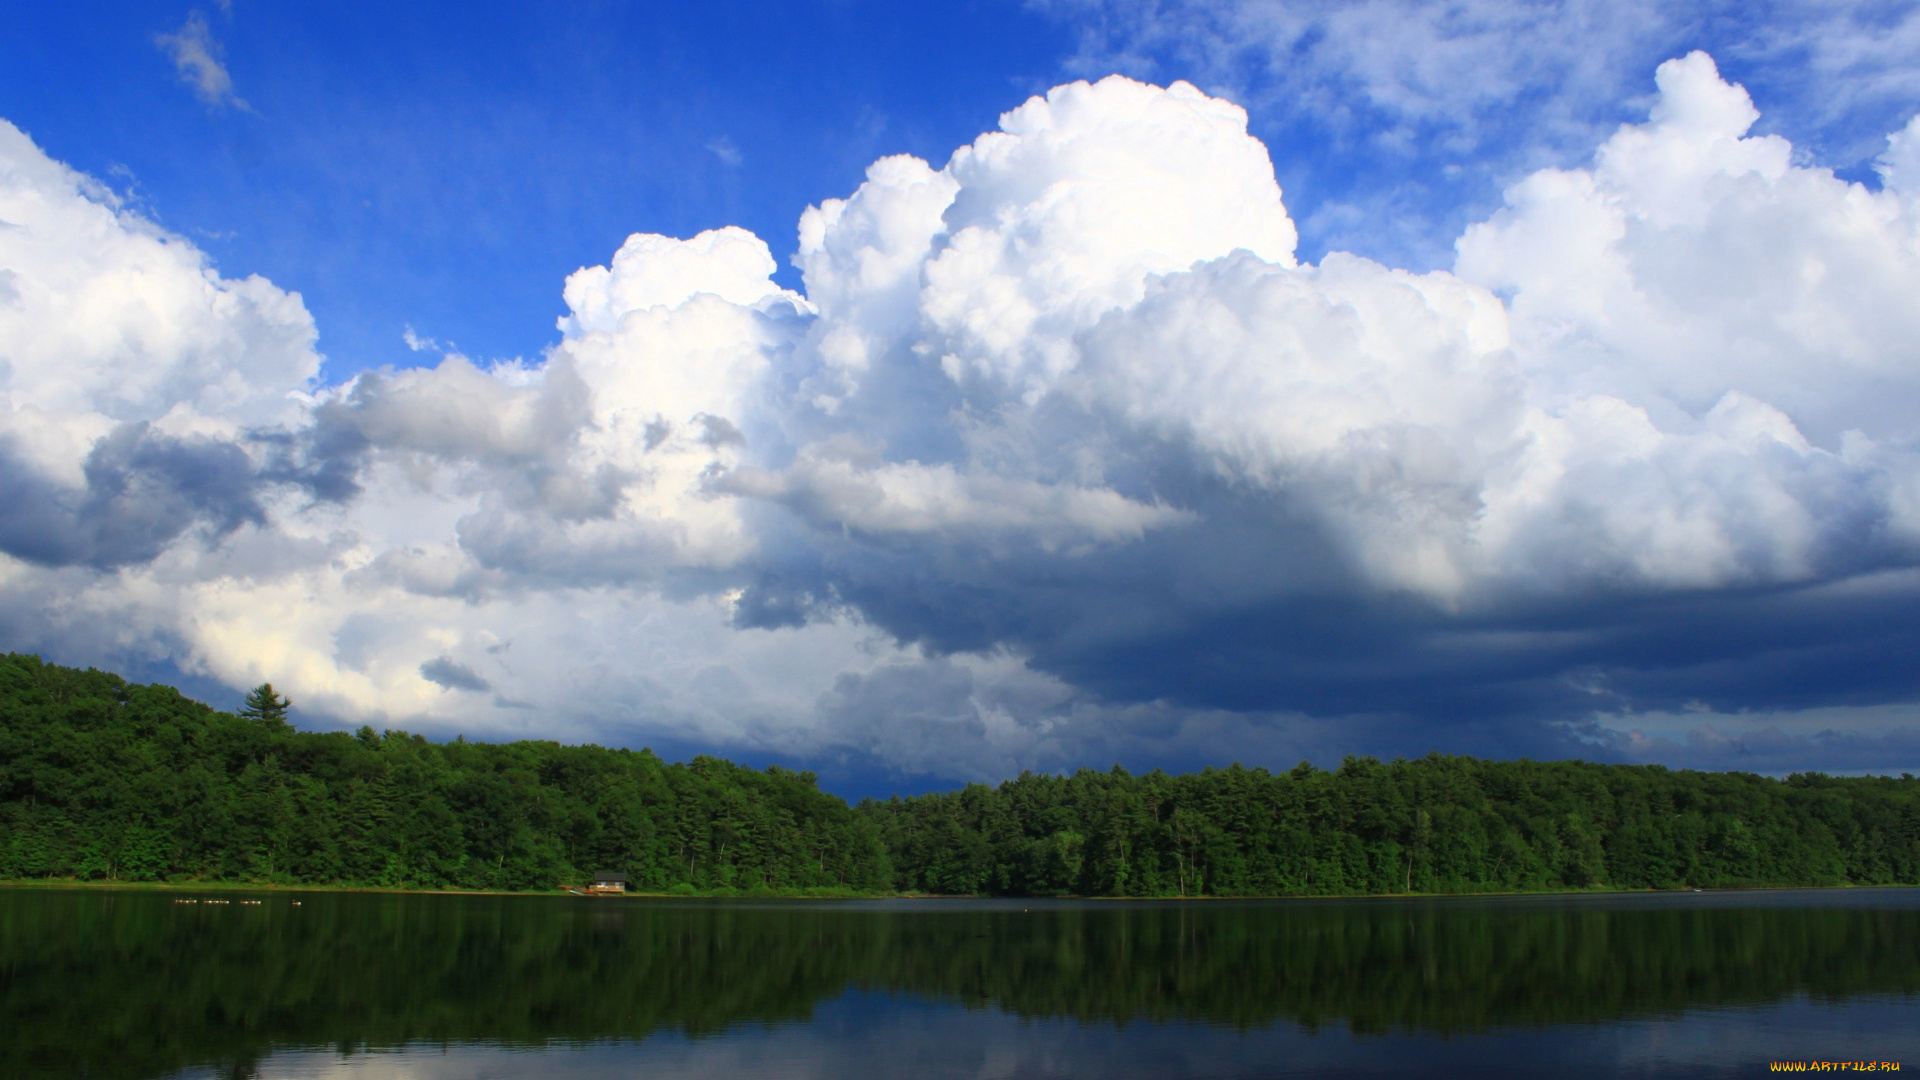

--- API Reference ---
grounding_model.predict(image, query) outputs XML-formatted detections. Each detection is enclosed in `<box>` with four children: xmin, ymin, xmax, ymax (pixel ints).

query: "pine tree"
<box><xmin>240</xmin><ymin>683</ymin><xmax>291</xmax><ymax>726</ymax></box>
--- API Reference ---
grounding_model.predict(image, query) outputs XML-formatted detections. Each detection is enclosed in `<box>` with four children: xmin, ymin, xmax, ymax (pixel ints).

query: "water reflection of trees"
<box><xmin>5</xmin><ymin>892</ymin><xmax>1918</xmax><ymax>1079</ymax></box>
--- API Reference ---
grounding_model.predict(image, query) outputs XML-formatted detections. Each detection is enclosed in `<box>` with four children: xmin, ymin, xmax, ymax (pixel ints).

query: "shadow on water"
<box><xmin>3</xmin><ymin>888</ymin><xmax>1918</xmax><ymax>1079</ymax></box>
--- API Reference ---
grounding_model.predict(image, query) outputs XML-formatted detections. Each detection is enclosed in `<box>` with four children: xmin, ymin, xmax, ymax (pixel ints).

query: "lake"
<box><xmin>3</xmin><ymin>887</ymin><xmax>1916</xmax><ymax>1078</ymax></box>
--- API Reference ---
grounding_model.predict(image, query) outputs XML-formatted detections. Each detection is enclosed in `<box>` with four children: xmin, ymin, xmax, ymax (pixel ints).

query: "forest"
<box><xmin>2</xmin><ymin>653</ymin><xmax>1918</xmax><ymax>895</ymax></box>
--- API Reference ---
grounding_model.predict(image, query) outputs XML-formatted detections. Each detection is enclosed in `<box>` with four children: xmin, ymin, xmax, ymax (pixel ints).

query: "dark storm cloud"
<box><xmin>1049</xmin><ymin>579</ymin><xmax>1920</xmax><ymax>725</ymax></box>
<box><xmin>0</xmin><ymin>409</ymin><xmax>386</xmax><ymax>573</ymax></box>
<box><xmin>741</xmin><ymin>432</ymin><xmax>1920</xmax><ymax>746</ymax></box>
<box><xmin>0</xmin><ymin>424</ymin><xmax>264</xmax><ymax>569</ymax></box>
<box><xmin>814</xmin><ymin>535</ymin><xmax>1920</xmax><ymax>729</ymax></box>
<box><xmin>730</xmin><ymin>571</ymin><xmax>839</xmax><ymax>631</ymax></box>
<box><xmin>420</xmin><ymin>656</ymin><xmax>492</xmax><ymax>692</ymax></box>
<box><xmin>251</xmin><ymin>408</ymin><xmax>374</xmax><ymax>504</ymax></box>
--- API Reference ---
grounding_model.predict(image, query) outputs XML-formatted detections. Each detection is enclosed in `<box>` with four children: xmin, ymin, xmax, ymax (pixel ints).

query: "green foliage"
<box><xmin>0</xmin><ymin>655</ymin><xmax>889</xmax><ymax>893</ymax></box>
<box><xmin>859</xmin><ymin>755</ymin><xmax>1920</xmax><ymax>896</ymax></box>
<box><xmin>239</xmin><ymin>683</ymin><xmax>291</xmax><ymax>727</ymax></box>
<box><xmin>0</xmin><ymin>654</ymin><xmax>1916</xmax><ymax>896</ymax></box>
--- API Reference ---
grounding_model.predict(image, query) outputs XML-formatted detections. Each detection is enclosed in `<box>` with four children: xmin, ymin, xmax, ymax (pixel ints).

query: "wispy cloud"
<box><xmin>1032</xmin><ymin>0</ymin><xmax>1920</xmax><ymax>268</ymax></box>
<box><xmin>154</xmin><ymin>10</ymin><xmax>249</xmax><ymax>111</ymax></box>
<box><xmin>402</xmin><ymin>325</ymin><xmax>445</xmax><ymax>354</ymax></box>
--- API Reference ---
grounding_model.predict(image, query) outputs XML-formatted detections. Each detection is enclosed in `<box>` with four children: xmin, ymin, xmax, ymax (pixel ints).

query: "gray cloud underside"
<box><xmin>420</xmin><ymin>655</ymin><xmax>492</xmax><ymax>693</ymax></box>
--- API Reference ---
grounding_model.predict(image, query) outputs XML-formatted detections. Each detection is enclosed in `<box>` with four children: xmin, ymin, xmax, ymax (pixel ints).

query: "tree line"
<box><xmin>863</xmin><ymin>754</ymin><xmax>1920</xmax><ymax>895</ymax></box>
<box><xmin>2</xmin><ymin>653</ymin><xmax>1917</xmax><ymax>894</ymax></box>
<box><xmin>0</xmin><ymin>655</ymin><xmax>888</xmax><ymax>893</ymax></box>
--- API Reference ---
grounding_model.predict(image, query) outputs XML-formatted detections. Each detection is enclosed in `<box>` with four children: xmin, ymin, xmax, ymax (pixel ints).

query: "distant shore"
<box><xmin>9</xmin><ymin>655</ymin><xmax>1918</xmax><ymax>900</ymax></box>
<box><xmin>0</xmin><ymin>878</ymin><xmax>885</xmax><ymax>899</ymax></box>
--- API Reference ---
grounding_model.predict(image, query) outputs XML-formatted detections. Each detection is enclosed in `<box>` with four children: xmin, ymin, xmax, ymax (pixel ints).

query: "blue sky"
<box><xmin>6</xmin><ymin>1</ymin><xmax>1078</xmax><ymax>373</ymax></box>
<box><xmin>15</xmin><ymin>1</ymin><xmax>1912</xmax><ymax>375</ymax></box>
<box><xmin>4</xmin><ymin>0</ymin><xmax>1920</xmax><ymax>797</ymax></box>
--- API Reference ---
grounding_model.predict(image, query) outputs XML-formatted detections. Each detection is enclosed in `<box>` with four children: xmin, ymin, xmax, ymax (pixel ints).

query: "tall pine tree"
<box><xmin>239</xmin><ymin>683</ymin><xmax>291</xmax><ymax>726</ymax></box>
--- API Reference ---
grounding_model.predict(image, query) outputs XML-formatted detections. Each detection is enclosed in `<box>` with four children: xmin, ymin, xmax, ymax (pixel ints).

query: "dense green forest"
<box><xmin>863</xmin><ymin>754</ymin><xmax>1920</xmax><ymax>896</ymax></box>
<box><xmin>2</xmin><ymin>653</ymin><xmax>1918</xmax><ymax>895</ymax></box>
<box><xmin>0</xmin><ymin>655</ymin><xmax>890</xmax><ymax>893</ymax></box>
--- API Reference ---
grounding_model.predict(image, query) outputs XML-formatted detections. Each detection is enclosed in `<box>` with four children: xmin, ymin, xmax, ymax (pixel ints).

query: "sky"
<box><xmin>3</xmin><ymin>0</ymin><xmax>1920</xmax><ymax>797</ymax></box>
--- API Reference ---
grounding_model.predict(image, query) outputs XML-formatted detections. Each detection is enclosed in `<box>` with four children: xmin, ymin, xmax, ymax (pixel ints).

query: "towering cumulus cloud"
<box><xmin>4</xmin><ymin>58</ymin><xmax>1920</xmax><ymax>778</ymax></box>
<box><xmin>0</xmin><ymin>119</ymin><xmax>317</xmax><ymax>574</ymax></box>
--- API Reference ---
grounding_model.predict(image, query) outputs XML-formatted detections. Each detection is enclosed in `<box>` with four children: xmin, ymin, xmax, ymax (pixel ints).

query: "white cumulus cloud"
<box><xmin>4</xmin><ymin>59</ymin><xmax>1920</xmax><ymax>779</ymax></box>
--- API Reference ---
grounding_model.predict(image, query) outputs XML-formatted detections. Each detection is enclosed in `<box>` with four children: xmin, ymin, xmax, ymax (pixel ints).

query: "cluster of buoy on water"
<box><xmin>171</xmin><ymin>899</ymin><xmax>302</xmax><ymax>906</ymax></box>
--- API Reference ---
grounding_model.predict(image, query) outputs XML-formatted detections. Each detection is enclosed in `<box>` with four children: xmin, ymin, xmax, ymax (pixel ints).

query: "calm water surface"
<box><xmin>4</xmin><ymin>887</ymin><xmax>1917</xmax><ymax>1078</ymax></box>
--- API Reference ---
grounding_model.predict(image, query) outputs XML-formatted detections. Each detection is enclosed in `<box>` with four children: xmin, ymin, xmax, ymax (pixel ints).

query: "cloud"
<box><xmin>402</xmin><ymin>325</ymin><xmax>443</xmax><ymax>354</ymax></box>
<box><xmin>1748</xmin><ymin>1</ymin><xmax>1920</xmax><ymax>151</ymax></box>
<box><xmin>0</xmin><ymin>121</ymin><xmax>315</xmax><ymax>436</ymax></box>
<box><xmin>0</xmin><ymin>423</ymin><xmax>265</xmax><ymax>569</ymax></box>
<box><xmin>4</xmin><ymin>60</ymin><xmax>1920</xmax><ymax>781</ymax></box>
<box><xmin>420</xmin><ymin>655</ymin><xmax>492</xmax><ymax>692</ymax></box>
<box><xmin>1578</xmin><ymin>700</ymin><xmax>1920</xmax><ymax>776</ymax></box>
<box><xmin>154</xmin><ymin>11</ymin><xmax>248</xmax><ymax>111</ymax></box>
<box><xmin>1032</xmin><ymin>0</ymin><xmax>1920</xmax><ymax>271</ymax></box>
<box><xmin>1039</xmin><ymin>0</ymin><xmax>1920</xmax><ymax>156</ymax></box>
<box><xmin>1041</xmin><ymin>0</ymin><xmax>1665</xmax><ymax>137</ymax></box>
<box><xmin>0</xmin><ymin>117</ymin><xmax>318</xmax><ymax>572</ymax></box>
